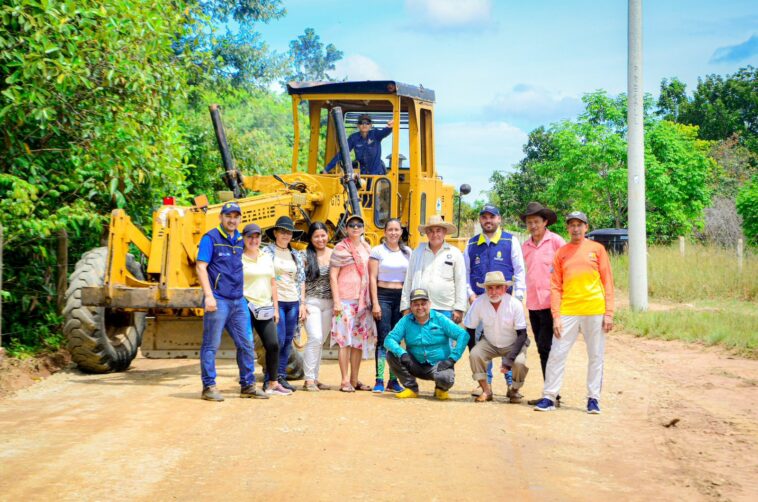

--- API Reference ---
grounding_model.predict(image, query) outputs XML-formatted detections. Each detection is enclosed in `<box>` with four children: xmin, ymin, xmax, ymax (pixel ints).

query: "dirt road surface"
<box><xmin>1</xmin><ymin>332</ymin><xmax>756</xmax><ymax>501</ymax></box>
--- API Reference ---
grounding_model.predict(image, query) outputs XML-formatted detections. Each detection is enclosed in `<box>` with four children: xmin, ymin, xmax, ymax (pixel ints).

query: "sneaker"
<box><xmin>265</xmin><ymin>382</ymin><xmax>293</xmax><ymax>396</ymax></box>
<box><xmin>278</xmin><ymin>376</ymin><xmax>297</xmax><ymax>392</ymax></box>
<box><xmin>396</xmin><ymin>388</ymin><xmax>419</xmax><ymax>399</ymax></box>
<box><xmin>530</xmin><ymin>394</ymin><xmax>561</xmax><ymax>406</ymax></box>
<box><xmin>240</xmin><ymin>384</ymin><xmax>269</xmax><ymax>399</ymax></box>
<box><xmin>386</xmin><ymin>379</ymin><xmax>404</xmax><ymax>393</ymax></box>
<box><xmin>587</xmin><ymin>398</ymin><xmax>601</xmax><ymax>414</ymax></box>
<box><xmin>434</xmin><ymin>388</ymin><xmax>449</xmax><ymax>401</ymax></box>
<box><xmin>201</xmin><ymin>386</ymin><xmax>224</xmax><ymax>402</ymax></box>
<box><xmin>372</xmin><ymin>379</ymin><xmax>385</xmax><ymax>393</ymax></box>
<box><xmin>533</xmin><ymin>398</ymin><xmax>555</xmax><ymax>412</ymax></box>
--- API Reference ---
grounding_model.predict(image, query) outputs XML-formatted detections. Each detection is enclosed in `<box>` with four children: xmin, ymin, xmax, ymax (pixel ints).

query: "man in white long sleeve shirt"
<box><xmin>400</xmin><ymin>215</ymin><xmax>468</xmax><ymax>323</ymax></box>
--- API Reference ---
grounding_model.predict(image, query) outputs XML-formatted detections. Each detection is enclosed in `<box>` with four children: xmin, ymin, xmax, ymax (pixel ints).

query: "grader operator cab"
<box><xmin>65</xmin><ymin>80</ymin><xmax>468</xmax><ymax>373</ymax></box>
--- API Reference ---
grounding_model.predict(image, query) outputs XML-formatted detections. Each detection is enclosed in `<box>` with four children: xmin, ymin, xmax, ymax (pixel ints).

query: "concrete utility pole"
<box><xmin>627</xmin><ymin>0</ymin><xmax>648</xmax><ymax>311</ymax></box>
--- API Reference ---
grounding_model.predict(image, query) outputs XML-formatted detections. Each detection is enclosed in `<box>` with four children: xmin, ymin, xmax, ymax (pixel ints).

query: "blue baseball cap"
<box><xmin>480</xmin><ymin>204</ymin><xmax>500</xmax><ymax>217</ymax></box>
<box><xmin>220</xmin><ymin>201</ymin><xmax>241</xmax><ymax>215</ymax></box>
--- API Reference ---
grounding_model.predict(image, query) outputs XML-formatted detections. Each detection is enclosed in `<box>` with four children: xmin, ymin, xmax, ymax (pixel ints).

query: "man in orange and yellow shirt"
<box><xmin>534</xmin><ymin>211</ymin><xmax>614</xmax><ymax>414</ymax></box>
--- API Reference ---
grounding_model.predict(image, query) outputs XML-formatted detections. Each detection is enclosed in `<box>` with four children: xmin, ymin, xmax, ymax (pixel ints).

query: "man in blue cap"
<box><xmin>324</xmin><ymin>114</ymin><xmax>394</xmax><ymax>175</ymax></box>
<box><xmin>196</xmin><ymin>201</ymin><xmax>267</xmax><ymax>401</ymax></box>
<box><xmin>464</xmin><ymin>203</ymin><xmax>526</xmax><ymax>399</ymax></box>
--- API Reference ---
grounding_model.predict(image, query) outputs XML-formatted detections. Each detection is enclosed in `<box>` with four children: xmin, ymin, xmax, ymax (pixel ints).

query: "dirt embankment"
<box><xmin>0</xmin><ymin>349</ymin><xmax>71</xmax><ymax>398</ymax></box>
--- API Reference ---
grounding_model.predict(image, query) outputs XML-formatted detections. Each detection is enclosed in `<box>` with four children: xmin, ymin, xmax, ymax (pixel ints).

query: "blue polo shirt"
<box><xmin>384</xmin><ymin>310</ymin><xmax>469</xmax><ymax>365</ymax></box>
<box><xmin>325</xmin><ymin>127</ymin><xmax>393</xmax><ymax>175</ymax></box>
<box><xmin>197</xmin><ymin>226</ymin><xmax>244</xmax><ymax>300</ymax></box>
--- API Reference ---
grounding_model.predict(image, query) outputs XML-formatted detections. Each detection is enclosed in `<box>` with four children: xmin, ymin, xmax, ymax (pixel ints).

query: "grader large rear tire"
<box><xmin>63</xmin><ymin>247</ymin><xmax>146</xmax><ymax>373</ymax></box>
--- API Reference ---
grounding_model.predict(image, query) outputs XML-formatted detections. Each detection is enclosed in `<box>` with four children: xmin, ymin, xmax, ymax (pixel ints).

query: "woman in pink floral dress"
<box><xmin>330</xmin><ymin>214</ymin><xmax>376</xmax><ymax>392</ymax></box>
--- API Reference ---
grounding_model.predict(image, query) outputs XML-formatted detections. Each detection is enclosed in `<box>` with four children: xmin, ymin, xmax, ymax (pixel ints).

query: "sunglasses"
<box><xmin>359</xmin><ymin>121</ymin><xmax>371</xmax><ymax>125</ymax></box>
<box><xmin>347</xmin><ymin>222</ymin><xmax>364</xmax><ymax>229</ymax></box>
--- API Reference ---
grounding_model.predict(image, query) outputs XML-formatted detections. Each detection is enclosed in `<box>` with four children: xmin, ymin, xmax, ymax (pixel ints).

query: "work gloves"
<box><xmin>437</xmin><ymin>358</ymin><xmax>456</xmax><ymax>372</ymax></box>
<box><xmin>400</xmin><ymin>353</ymin><xmax>413</xmax><ymax>370</ymax></box>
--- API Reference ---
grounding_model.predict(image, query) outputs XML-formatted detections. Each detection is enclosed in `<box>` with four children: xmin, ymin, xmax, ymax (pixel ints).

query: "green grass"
<box><xmin>616</xmin><ymin>302</ymin><xmax>758</xmax><ymax>358</ymax></box>
<box><xmin>611</xmin><ymin>244</ymin><xmax>758</xmax><ymax>357</ymax></box>
<box><xmin>610</xmin><ymin>243</ymin><xmax>757</xmax><ymax>303</ymax></box>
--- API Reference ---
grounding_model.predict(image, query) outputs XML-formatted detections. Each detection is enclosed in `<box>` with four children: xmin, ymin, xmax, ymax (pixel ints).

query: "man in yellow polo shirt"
<box><xmin>534</xmin><ymin>211</ymin><xmax>614</xmax><ymax>414</ymax></box>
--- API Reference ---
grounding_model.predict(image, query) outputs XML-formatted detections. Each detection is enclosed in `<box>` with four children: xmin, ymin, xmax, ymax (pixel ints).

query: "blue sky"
<box><xmin>253</xmin><ymin>0</ymin><xmax>758</xmax><ymax>199</ymax></box>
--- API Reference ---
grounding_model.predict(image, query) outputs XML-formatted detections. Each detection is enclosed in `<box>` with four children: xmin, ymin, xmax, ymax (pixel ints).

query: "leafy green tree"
<box><xmin>180</xmin><ymin>0</ymin><xmax>288</xmax><ymax>90</ymax></box>
<box><xmin>284</xmin><ymin>28</ymin><xmax>343</xmax><ymax>83</ymax></box>
<box><xmin>656</xmin><ymin>77</ymin><xmax>689</xmax><ymax>122</ymax></box>
<box><xmin>0</xmin><ymin>0</ymin><xmax>196</xmax><ymax>351</ymax></box>
<box><xmin>736</xmin><ymin>176</ymin><xmax>758</xmax><ymax>245</ymax></box>
<box><xmin>657</xmin><ymin>67</ymin><xmax>758</xmax><ymax>154</ymax></box>
<box><xmin>491</xmin><ymin>91</ymin><xmax>715</xmax><ymax>241</ymax></box>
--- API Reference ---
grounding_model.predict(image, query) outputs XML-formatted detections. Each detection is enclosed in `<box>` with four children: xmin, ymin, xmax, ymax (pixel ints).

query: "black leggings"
<box><xmin>529</xmin><ymin>308</ymin><xmax>554</xmax><ymax>379</ymax></box>
<box><xmin>251</xmin><ymin>316</ymin><xmax>280</xmax><ymax>383</ymax></box>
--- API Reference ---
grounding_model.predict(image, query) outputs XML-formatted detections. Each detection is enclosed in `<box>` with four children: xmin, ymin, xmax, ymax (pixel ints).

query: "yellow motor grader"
<box><xmin>65</xmin><ymin>80</ymin><xmax>470</xmax><ymax>374</ymax></box>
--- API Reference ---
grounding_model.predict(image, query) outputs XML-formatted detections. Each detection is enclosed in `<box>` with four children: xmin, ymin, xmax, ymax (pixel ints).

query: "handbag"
<box><xmin>248</xmin><ymin>301</ymin><xmax>275</xmax><ymax>321</ymax></box>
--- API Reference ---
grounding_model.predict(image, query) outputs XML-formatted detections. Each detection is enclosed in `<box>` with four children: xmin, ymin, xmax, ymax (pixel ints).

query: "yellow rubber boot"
<box><xmin>396</xmin><ymin>388</ymin><xmax>419</xmax><ymax>399</ymax></box>
<box><xmin>434</xmin><ymin>388</ymin><xmax>449</xmax><ymax>401</ymax></box>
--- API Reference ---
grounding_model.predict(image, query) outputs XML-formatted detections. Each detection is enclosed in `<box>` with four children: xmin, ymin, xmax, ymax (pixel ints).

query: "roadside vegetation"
<box><xmin>611</xmin><ymin>245</ymin><xmax>757</xmax><ymax>357</ymax></box>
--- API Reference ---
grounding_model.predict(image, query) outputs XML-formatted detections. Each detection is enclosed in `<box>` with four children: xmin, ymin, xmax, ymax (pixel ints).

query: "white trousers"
<box><xmin>303</xmin><ymin>297</ymin><xmax>333</xmax><ymax>381</ymax></box>
<box><xmin>542</xmin><ymin>315</ymin><xmax>605</xmax><ymax>401</ymax></box>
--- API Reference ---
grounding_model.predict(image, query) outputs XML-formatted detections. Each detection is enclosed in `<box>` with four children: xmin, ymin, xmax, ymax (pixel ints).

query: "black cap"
<box><xmin>409</xmin><ymin>288</ymin><xmax>430</xmax><ymax>302</ymax></box>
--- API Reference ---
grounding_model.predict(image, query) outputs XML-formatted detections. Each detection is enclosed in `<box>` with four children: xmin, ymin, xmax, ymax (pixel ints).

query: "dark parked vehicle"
<box><xmin>587</xmin><ymin>228</ymin><xmax>628</xmax><ymax>254</ymax></box>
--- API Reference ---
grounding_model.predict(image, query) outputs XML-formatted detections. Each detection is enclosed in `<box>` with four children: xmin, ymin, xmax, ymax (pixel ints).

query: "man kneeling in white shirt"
<box><xmin>465</xmin><ymin>271</ymin><xmax>529</xmax><ymax>403</ymax></box>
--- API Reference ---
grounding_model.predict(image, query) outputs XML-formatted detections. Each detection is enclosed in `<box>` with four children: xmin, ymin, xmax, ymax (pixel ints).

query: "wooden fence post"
<box><xmin>57</xmin><ymin>229</ymin><xmax>68</xmax><ymax>314</ymax></box>
<box><xmin>737</xmin><ymin>238</ymin><xmax>744</xmax><ymax>274</ymax></box>
<box><xmin>679</xmin><ymin>236</ymin><xmax>685</xmax><ymax>257</ymax></box>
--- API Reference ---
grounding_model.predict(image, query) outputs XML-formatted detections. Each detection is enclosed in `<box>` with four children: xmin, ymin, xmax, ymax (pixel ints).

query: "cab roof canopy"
<box><xmin>286</xmin><ymin>80</ymin><xmax>435</xmax><ymax>103</ymax></box>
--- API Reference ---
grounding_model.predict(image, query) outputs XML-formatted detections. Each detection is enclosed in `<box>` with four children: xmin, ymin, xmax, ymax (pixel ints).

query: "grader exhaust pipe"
<box><xmin>329</xmin><ymin>106</ymin><xmax>362</xmax><ymax>220</ymax></box>
<box><xmin>209</xmin><ymin>104</ymin><xmax>244</xmax><ymax>199</ymax></box>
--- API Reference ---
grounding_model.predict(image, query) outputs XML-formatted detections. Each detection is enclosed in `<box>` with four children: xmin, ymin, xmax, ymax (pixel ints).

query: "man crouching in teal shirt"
<box><xmin>385</xmin><ymin>288</ymin><xmax>470</xmax><ymax>400</ymax></box>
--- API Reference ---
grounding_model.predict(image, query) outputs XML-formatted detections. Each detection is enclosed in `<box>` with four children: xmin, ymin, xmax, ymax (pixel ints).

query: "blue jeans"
<box><xmin>200</xmin><ymin>297</ymin><xmax>255</xmax><ymax>388</ymax></box>
<box><xmin>276</xmin><ymin>301</ymin><xmax>300</xmax><ymax>380</ymax></box>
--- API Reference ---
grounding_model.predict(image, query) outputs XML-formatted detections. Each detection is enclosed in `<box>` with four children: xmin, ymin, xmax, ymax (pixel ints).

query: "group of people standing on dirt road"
<box><xmin>196</xmin><ymin>199</ymin><xmax>614</xmax><ymax>415</ymax></box>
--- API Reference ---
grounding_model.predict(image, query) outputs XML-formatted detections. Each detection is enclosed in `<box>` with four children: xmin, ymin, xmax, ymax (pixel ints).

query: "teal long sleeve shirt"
<box><xmin>384</xmin><ymin>310</ymin><xmax>470</xmax><ymax>364</ymax></box>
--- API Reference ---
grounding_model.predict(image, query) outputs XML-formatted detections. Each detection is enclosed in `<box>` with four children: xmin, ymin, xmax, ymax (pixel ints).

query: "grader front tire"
<box><xmin>63</xmin><ymin>247</ymin><xmax>146</xmax><ymax>373</ymax></box>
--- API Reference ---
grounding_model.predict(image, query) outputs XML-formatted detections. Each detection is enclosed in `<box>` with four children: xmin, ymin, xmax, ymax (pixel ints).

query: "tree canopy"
<box><xmin>0</xmin><ymin>0</ymin><xmax>341</xmax><ymax>353</ymax></box>
<box><xmin>491</xmin><ymin>91</ymin><xmax>715</xmax><ymax>242</ymax></box>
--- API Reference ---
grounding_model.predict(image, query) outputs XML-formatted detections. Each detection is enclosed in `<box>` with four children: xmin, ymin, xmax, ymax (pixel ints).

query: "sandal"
<box><xmin>316</xmin><ymin>381</ymin><xmax>331</xmax><ymax>391</ymax></box>
<box><xmin>353</xmin><ymin>381</ymin><xmax>372</xmax><ymax>391</ymax></box>
<box><xmin>339</xmin><ymin>384</ymin><xmax>355</xmax><ymax>393</ymax></box>
<box><xmin>303</xmin><ymin>381</ymin><xmax>320</xmax><ymax>392</ymax></box>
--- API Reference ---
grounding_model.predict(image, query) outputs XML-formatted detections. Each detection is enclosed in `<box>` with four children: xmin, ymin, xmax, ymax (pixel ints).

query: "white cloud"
<box><xmin>435</xmin><ymin>120</ymin><xmax>528</xmax><ymax>199</ymax></box>
<box><xmin>405</xmin><ymin>0</ymin><xmax>493</xmax><ymax>32</ymax></box>
<box><xmin>332</xmin><ymin>54</ymin><xmax>387</xmax><ymax>81</ymax></box>
<box><xmin>488</xmin><ymin>84</ymin><xmax>584</xmax><ymax>128</ymax></box>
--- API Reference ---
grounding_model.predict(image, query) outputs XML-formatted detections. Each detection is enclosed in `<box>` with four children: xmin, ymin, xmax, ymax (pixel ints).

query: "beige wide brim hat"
<box><xmin>476</xmin><ymin>271</ymin><xmax>513</xmax><ymax>289</ymax></box>
<box><xmin>418</xmin><ymin>214</ymin><xmax>457</xmax><ymax>235</ymax></box>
